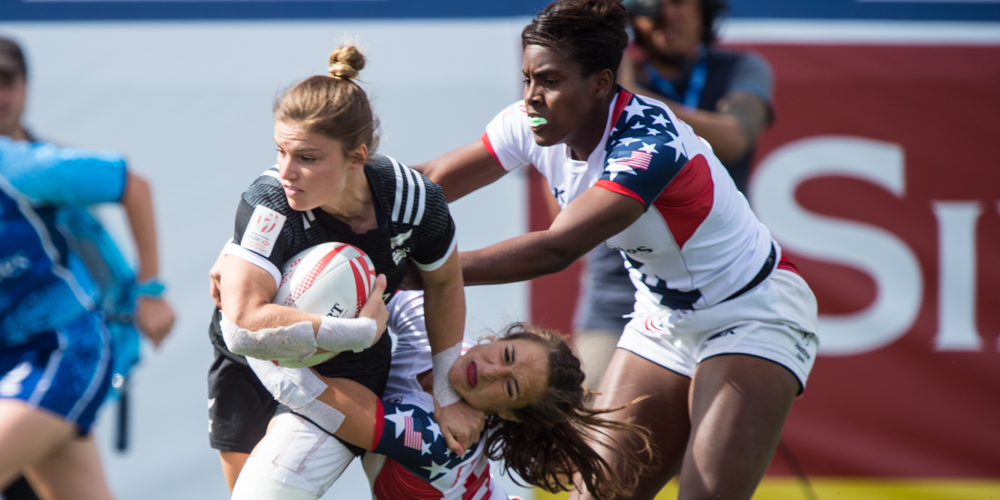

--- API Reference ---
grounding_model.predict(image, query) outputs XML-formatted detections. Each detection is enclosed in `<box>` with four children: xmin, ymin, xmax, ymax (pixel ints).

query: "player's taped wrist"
<box><xmin>432</xmin><ymin>342</ymin><xmax>463</xmax><ymax>407</ymax></box>
<box><xmin>316</xmin><ymin>316</ymin><xmax>377</xmax><ymax>353</ymax></box>
<box><xmin>246</xmin><ymin>357</ymin><xmax>346</xmax><ymax>436</ymax></box>
<box><xmin>220</xmin><ymin>315</ymin><xmax>317</xmax><ymax>361</ymax></box>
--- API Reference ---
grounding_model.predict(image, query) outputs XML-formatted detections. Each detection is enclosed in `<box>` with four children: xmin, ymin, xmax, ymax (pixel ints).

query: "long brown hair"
<box><xmin>273</xmin><ymin>44</ymin><xmax>380</xmax><ymax>154</ymax></box>
<box><xmin>482</xmin><ymin>324</ymin><xmax>653</xmax><ymax>500</ymax></box>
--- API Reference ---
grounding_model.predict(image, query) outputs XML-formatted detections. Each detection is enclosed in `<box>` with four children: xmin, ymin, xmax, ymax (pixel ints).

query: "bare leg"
<box><xmin>24</xmin><ymin>436</ymin><xmax>114</xmax><ymax>500</ymax></box>
<box><xmin>570</xmin><ymin>349</ymin><xmax>692</xmax><ymax>500</ymax></box>
<box><xmin>220</xmin><ymin>451</ymin><xmax>250</xmax><ymax>493</ymax></box>
<box><xmin>574</xmin><ymin>329</ymin><xmax>622</xmax><ymax>391</ymax></box>
<box><xmin>0</xmin><ymin>400</ymin><xmax>76</xmax><ymax>490</ymax></box>
<box><xmin>678</xmin><ymin>354</ymin><xmax>798</xmax><ymax>500</ymax></box>
<box><xmin>0</xmin><ymin>400</ymin><xmax>113</xmax><ymax>500</ymax></box>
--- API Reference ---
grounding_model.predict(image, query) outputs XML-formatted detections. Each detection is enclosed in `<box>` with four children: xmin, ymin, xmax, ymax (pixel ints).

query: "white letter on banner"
<box><xmin>750</xmin><ymin>136</ymin><xmax>921</xmax><ymax>355</ymax></box>
<box><xmin>932</xmin><ymin>201</ymin><xmax>983</xmax><ymax>351</ymax></box>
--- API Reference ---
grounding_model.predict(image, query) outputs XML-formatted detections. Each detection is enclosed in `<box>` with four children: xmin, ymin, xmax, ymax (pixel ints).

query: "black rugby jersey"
<box><xmin>209</xmin><ymin>153</ymin><xmax>456</xmax><ymax>374</ymax></box>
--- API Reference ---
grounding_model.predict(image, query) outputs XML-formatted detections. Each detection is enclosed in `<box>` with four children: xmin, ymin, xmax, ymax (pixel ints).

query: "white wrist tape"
<box><xmin>221</xmin><ymin>316</ymin><xmax>317</xmax><ymax>361</ymax></box>
<box><xmin>246</xmin><ymin>358</ymin><xmax>346</xmax><ymax>435</ymax></box>
<box><xmin>432</xmin><ymin>342</ymin><xmax>463</xmax><ymax>408</ymax></box>
<box><xmin>247</xmin><ymin>358</ymin><xmax>326</xmax><ymax>409</ymax></box>
<box><xmin>316</xmin><ymin>316</ymin><xmax>377</xmax><ymax>353</ymax></box>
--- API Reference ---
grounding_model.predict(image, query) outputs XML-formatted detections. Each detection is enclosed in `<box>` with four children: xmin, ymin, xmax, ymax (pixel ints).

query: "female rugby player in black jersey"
<box><xmin>207</xmin><ymin>45</ymin><xmax>481</xmax><ymax>492</ymax></box>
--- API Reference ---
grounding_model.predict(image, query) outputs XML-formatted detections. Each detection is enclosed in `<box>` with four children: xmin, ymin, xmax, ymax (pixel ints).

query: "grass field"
<box><xmin>535</xmin><ymin>478</ymin><xmax>1000</xmax><ymax>499</ymax></box>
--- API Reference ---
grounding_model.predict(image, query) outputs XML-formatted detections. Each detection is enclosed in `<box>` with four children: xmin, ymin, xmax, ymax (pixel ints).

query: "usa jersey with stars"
<box><xmin>365</xmin><ymin>290</ymin><xmax>506</xmax><ymax>500</ymax></box>
<box><xmin>483</xmin><ymin>89</ymin><xmax>775</xmax><ymax>311</ymax></box>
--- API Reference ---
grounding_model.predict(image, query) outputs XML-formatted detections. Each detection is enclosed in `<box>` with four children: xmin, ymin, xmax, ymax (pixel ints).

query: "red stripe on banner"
<box><xmin>653</xmin><ymin>154</ymin><xmax>714</xmax><ymax>249</ymax></box>
<box><xmin>480</xmin><ymin>131</ymin><xmax>501</xmax><ymax>167</ymax></box>
<box><xmin>609</xmin><ymin>88</ymin><xmax>635</xmax><ymax>126</ymax></box>
<box><xmin>594</xmin><ymin>179</ymin><xmax>645</xmax><ymax>206</ymax></box>
<box><xmin>372</xmin><ymin>399</ymin><xmax>385</xmax><ymax>450</ymax></box>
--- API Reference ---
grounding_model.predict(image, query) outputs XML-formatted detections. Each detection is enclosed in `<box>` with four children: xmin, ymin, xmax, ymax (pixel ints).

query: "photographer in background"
<box><xmin>573</xmin><ymin>0</ymin><xmax>774</xmax><ymax>390</ymax></box>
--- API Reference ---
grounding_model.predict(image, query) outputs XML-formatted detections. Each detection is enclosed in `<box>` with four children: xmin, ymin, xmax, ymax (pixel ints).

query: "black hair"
<box><xmin>521</xmin><ymin>0</ymin><xmax>629</xmax><ymax>81</ymax></box>
<box><xmin>700</xmin><ymin>0</ymin><xmax>729</xmax><ymax>46</ymax></box>
<box><xmin>0</xmin><ymin>36</ymin><xmax>28</xmax><ymax>79</ymax></box>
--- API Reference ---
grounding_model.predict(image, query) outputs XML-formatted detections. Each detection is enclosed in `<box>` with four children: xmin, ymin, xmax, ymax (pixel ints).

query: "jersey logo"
<box><xmin>385</xmin><ymin>407</ymin><xmax>427</xmax><ymax>452</ymax></box>
<box><xmin>390</xmin><ymin>229</ymin><xmax>413</xmax><ymax>265</ymax></box>
<box><xmin>552</xmin><ymin>187</ymin><xmax>566</xmax><ymax>205</ymax></box>
<box><xmin>607</xmin><ymin>149</ymin><xmax>654</xmax><ymax>181</ymax></box>
<box><xmin>0</xmin><ymin>361</ymin><xmax>31</xmax><ymax>397</ymax></box>
<box><xmin>0</xmin><ymin>252</ymin><xmax>31</xmax><ymax>282</ymax></box>
<box><xmin>241</xmin><ymin>205</ymin><xmax>286</xmax><ymax>258</ymax></box>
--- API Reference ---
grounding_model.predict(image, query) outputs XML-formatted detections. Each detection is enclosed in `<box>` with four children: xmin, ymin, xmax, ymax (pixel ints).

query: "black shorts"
<box><xmin>206</xmin><ymin>308</ymin><xmax>392</xmax><ymax>455</ymax></box>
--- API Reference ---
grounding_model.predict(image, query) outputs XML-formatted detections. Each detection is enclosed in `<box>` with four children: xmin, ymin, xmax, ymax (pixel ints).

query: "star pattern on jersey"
<box><xmin>638</xmin><ymin>143</ymin><xmax>656</xmax><ymax>154</ymax></box>
<box><xmin>375</xmin><ymin>402</ymin><xmax>486</xmax><ymax>485</ymax></box>
<box><xmin>662</xmin><ymin>131</ymin><xmax>687</xmax><ymax>162</ymax></box>
<box><xmin>423</xmin><ymin>458</ymin><xmax>451</xmax><ymax>481</ymax></box>
<box><xmin>427</xmin><ymin>420</ymin><xmax>442</xmax><ymax>443</ymax></box>
<box><xmin>597</xmin><ymin>93</ymin><xmax>696</xmax><ymax>206</ymax></box>
<box><xmin>623</xmin><ymin>99</ymin><xmax>651</xmax><ymax>120</ymax></box>
<box><xmin>385</xmin><ymin>407</ymin><xmax>415</xmax><ymax>438</ymax></box>
<box><xmin>607</xmin><ymin>147</ymin><xmax>656</xmax><ymax>181</ymax></box>
<box><xmin>607</xmin><ymin>162</ymin><xmax>637</xmax><ymax>182</ymax></box>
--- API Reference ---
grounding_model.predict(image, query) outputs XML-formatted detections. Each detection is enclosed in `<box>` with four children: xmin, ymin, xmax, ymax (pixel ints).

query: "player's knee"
<box><xmin>244</xmin><ymin>414</ymin><xmax>356</xmax><ymax>498</ymax></box>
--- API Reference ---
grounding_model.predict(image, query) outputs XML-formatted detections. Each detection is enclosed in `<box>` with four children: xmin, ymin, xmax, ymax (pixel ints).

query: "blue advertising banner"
<box><xmin>2</xmin><ymin>0</ymin><xmax>999</xmax><ymax>22</ymax></box>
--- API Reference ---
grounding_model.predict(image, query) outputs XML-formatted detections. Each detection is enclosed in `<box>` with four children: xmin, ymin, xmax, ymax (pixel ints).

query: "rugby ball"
<box><xmin>272</xmin><ymin>242</ymin><xmax>377</xmax><ymax>367</ymax></box>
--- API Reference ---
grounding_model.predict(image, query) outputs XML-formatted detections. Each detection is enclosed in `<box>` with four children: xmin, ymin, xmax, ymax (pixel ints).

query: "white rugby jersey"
<box><xmin>483</xmin><ymin>89</ymin><xmax>787</xmax><ymax>312</ymax></box>
<box><xmin>365</xmin><ymin>291</ymin><xmax>507</xmax><ymax>500</ymax></box>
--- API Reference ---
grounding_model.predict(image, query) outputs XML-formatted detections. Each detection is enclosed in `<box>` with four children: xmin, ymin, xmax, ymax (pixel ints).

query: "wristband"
<box><xmin>135</xmin><ymin>277</ymin><xmax>166</xmax><ymax>298</ymax></box>
<box><xmin>432</xmin><ymin>342</ymin><xmax>463</xmax><ymax>407</ymax></box>
<box><xmin>316</xmin><ymin>316</ymin><xmax>377</xmax><ymax>353</ymax></box>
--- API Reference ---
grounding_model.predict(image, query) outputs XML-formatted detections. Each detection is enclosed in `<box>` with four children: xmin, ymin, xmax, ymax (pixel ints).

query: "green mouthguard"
<box><xmin>528</xmin><ymin>116</ymin><xmax>548</xmax><ymax>127</ymax></box>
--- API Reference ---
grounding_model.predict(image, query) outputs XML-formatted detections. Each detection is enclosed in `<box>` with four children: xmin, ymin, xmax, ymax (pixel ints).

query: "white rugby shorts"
<box><xmin>618</xmin><ymin>269</ymin><xmax>819</xmax><ymax>391</ymax></box>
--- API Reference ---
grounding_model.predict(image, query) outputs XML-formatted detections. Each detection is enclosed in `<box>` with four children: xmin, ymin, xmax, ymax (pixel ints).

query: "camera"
<box><xmin>622</xmin><ymin>0</ymin><xmax>660</xmax><ymax>17</ymax></box>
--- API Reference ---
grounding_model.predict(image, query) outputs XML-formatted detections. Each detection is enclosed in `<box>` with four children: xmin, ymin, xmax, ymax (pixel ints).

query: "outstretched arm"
<box><xmin>249</xmin><ymin>361</ymin><xmax>472</xmax><ymax>479</ymax></box>
<box><xmin>460</xmin><ymin>186</ymin><xmax>645</xmax><ymax>286</ymax></box>
<box><xmin>418</xmin><ymin>251</ymin><xmax>484</xmax><ymax>455</ymax></box>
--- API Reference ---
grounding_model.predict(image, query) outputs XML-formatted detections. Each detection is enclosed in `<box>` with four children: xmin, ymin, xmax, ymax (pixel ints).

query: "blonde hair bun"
<box><xmin>328</xmin><ymin>45</ymin><xmax>365</xmax><ymax>81</ymax></box>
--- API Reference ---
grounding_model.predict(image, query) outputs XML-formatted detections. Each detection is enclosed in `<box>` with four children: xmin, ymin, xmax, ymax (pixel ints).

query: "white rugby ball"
<box><xmin>272</xmin><ymin>242</ymin><xmax>377</xmax><ymax>367</ymax></box>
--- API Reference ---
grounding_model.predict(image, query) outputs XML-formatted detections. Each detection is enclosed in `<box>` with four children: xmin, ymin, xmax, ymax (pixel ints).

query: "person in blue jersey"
<box><xmin>413</xmin><ymin>1</ymin><xmax>818</xmax><ymax>499</ymax></box>
<box><xmin>1</xmin><ymin>35</ymin><xmax>176</xmax><ymax>500</ymax></box>
<box><xmin>0</xmin><ymin>137</ymin><xmax>170</xmax><ymax>500</ymax></box>
<box><xmin>229</xmin><ymin>290</ymin><xmax>651</xmax><ymax>500</ymax></box>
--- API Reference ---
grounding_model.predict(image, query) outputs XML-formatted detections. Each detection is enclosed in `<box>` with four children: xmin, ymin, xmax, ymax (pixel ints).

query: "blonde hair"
<box><xmin>273</xmin><ymin>44</ymin><xmax>379</xmax><ymax>154</ymax></box>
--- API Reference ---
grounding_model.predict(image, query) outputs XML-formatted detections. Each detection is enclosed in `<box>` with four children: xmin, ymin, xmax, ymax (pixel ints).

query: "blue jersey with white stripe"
<box><xmin>0</xmin><ymin>137</ymin><xmax>127</xmax><ymax>346</ymax></box>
